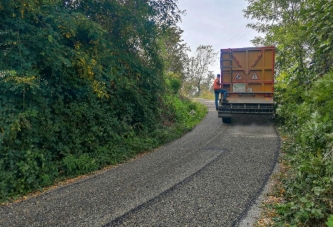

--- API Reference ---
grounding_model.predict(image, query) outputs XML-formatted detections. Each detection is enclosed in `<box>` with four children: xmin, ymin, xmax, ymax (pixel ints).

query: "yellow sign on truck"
<box><xmin>218</xmin><ymin>46</ymin><xmax>276</xmax><ymax>123</ymax></box>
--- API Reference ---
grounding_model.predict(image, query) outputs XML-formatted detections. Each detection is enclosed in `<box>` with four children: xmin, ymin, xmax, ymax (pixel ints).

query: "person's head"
<box><xmin>217</xmin><ymin>74</ymin><xmax>220</xmax><ymax>78</ymax></box>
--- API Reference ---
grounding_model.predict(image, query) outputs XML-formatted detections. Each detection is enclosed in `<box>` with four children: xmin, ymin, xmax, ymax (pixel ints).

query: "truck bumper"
<box><xmin>218</xmin><ymin>103</ymin><xmax>274</xmax><ymax>118</ymax></box>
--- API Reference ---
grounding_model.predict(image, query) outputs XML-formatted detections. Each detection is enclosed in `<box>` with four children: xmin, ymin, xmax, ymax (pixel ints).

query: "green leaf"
<box><xmin>300</xmin><ymin>197</ymin><xmax>308</xmax><ymax>203</ymax></box>
<box><xmin>326</xmin><ymin>215</ymin><xmax>333</xmax><ymax>227</ymax></box>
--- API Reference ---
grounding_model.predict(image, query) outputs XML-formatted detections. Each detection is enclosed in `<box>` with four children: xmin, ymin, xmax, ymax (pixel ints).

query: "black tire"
<box><xmin>222</xmin><ymin>117</ymin><xmax>231</xmax><ymax>124</ymax></box>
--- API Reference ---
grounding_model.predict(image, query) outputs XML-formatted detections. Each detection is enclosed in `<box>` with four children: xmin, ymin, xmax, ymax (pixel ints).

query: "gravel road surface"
<box><xmin>0</xmin><ymin>99</ymin><xmax>279</xmax><ymax>227</ymax></box>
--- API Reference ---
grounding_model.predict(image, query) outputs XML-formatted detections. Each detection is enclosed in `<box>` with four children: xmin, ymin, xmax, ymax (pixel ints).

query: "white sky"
<box><xmin>177</xmin><ymin>0</ymin><xmax>262</xmax><ymax>75</ymax></box>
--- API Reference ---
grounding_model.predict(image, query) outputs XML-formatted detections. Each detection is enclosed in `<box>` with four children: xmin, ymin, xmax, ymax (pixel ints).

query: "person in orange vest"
<box><xmin>213</xmin><ymin>74</ymin><xmax>228</xmax><ymax>111</ymax></box>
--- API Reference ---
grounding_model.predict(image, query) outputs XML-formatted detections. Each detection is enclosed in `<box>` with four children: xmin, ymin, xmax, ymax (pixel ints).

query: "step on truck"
<box><xmin>218</xmin><ymin>46</ymin><xmax>276</xmax><ymax>123</ymax></box>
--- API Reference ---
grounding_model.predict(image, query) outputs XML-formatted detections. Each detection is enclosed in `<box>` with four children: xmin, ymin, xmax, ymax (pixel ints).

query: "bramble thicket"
<box><xmin>0</xmin><ymin>0</ymin><xmax>207</xmax><ymax>201</ymax></box>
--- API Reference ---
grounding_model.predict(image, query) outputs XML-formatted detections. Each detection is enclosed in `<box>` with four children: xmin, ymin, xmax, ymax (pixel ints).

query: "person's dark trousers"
<box><xmin>214</xmin><ymin>89</ymin><xmax>228</xmax><ymax>110</ymax></box>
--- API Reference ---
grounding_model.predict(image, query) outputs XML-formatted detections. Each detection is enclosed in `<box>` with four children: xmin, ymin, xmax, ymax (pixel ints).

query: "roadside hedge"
<box><xmin>0</xmin><ymin>0</ymin><xmax>206</xmax><ymax>202</ymax></box>
<box><xmin>273</xmin><ymin>71</ymin><xmax>333</xmax><ymax>226</ymax></box>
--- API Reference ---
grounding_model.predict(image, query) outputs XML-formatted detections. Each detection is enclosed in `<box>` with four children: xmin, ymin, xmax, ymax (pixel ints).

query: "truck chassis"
<box><xmin>217</xmin><ymin>93</ymin><xmax>274</xmax><ymax>123</ymax></box>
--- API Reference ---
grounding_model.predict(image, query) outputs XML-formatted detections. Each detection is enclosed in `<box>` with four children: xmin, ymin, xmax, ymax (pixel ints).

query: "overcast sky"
<box><xmin>177</xmin><ymin>0</ymin><xmax>261</xmax><ymax>74</ymax></box>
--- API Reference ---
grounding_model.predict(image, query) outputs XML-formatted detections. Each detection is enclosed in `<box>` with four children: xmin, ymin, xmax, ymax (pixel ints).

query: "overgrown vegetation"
<box><xmin>0</xmin><ymin>0</ymin><xmax>207</xmax><ymax>202</ymax></box>
<box><xmin>245</xmin><ymin>0</ymin><xmax>333</xmax><ymax>226</ymax></box>
<box><xmin>269</xmin><ymin>73</ymin><xmax>333</xmax><ymax>226</ymax></box>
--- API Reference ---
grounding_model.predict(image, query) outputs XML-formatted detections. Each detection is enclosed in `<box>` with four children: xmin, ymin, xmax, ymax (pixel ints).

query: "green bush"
<box><xmin>0</xmin><ymin>0</ymin><xmax>196</xmax><ymax>202</ymax></box>
<box><xmin>273</xmin><ymin>72</ymin><xmax>333</xmax><ymax>226</ymax></box>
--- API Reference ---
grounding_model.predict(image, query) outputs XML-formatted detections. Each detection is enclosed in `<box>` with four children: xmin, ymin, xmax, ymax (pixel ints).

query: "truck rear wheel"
<box><xmin>222</xmin><ymin>117</ymin><xmax>231</xmax><ymax>124</ymax></box>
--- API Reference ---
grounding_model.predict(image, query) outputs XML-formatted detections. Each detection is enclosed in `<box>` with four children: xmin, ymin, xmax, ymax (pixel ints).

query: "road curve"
<box><xmin>0</xmin><ymin>99</ymin><xmax>279</xmax><ymax>227</ymax></box>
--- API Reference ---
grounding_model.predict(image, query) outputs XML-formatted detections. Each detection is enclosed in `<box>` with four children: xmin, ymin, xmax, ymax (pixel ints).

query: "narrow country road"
<box><xmin>0</xmin><ymin>99</ymin><xmax>279</xmax><ymax>227</ymax></box>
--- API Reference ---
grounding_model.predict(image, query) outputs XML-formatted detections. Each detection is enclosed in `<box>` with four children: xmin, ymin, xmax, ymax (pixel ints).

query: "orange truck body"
<box><xmin>218</xmin><ymin>46</ymin><xmax>276</xmax><ymax>122</ymax></box>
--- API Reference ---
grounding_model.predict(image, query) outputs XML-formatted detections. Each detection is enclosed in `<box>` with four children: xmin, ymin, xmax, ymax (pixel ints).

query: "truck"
<box><xmin>217</xmin><ymin>46</ymin><xmax>276</xmax><ymax>123</ymax></box>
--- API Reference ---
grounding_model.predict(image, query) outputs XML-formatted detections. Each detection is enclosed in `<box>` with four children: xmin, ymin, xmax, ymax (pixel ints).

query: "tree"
<box><xmin>157</xmin><ymin>26</ymin><xmax>190</xmax><ymax>79</ymax></box>
<box><xmin>184</xmin><ymin>45</ymin><xmax>218</xmax><ymax>96</ymax></box>
<box><xmin>156</xmin><ymin>26</ymin><xmax>189</xmax><ymax>95</ymax></box>
<box><xmin>243</xmin><ymin>0</ymin><xmax>333</xmax><ymax>226</ymax></box>
<box><xmin>304</xmin><ymin>0</ymin><xmax>333</xmax><ymax>75</ymax></box>
<box><xmin>244</xmin><ymin>0</ymin><xmax>309</xmax><ymax>78</ymax></box>
<box><xmin>201</xmin><ymin>71</ymin><xmax>215</xmax><ymax>91</ymax></box>
<box><xmin>0</xmin><ymin>0</ymin><xmax>186</xmax><ymax>201</ymax></box>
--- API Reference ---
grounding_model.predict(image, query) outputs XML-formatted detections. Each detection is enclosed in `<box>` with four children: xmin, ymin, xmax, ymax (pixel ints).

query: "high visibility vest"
<box><xmin>213</xmin><ymin>78</ymin><xmax>221</xmax><ymax>90</ymax></box>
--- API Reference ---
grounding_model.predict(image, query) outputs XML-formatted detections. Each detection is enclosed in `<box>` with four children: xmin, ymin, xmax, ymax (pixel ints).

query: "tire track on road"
<box><xmin>104</xmin><ymin>149</ymin><xmax>231</xmax><ymax>227</ymax></box>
